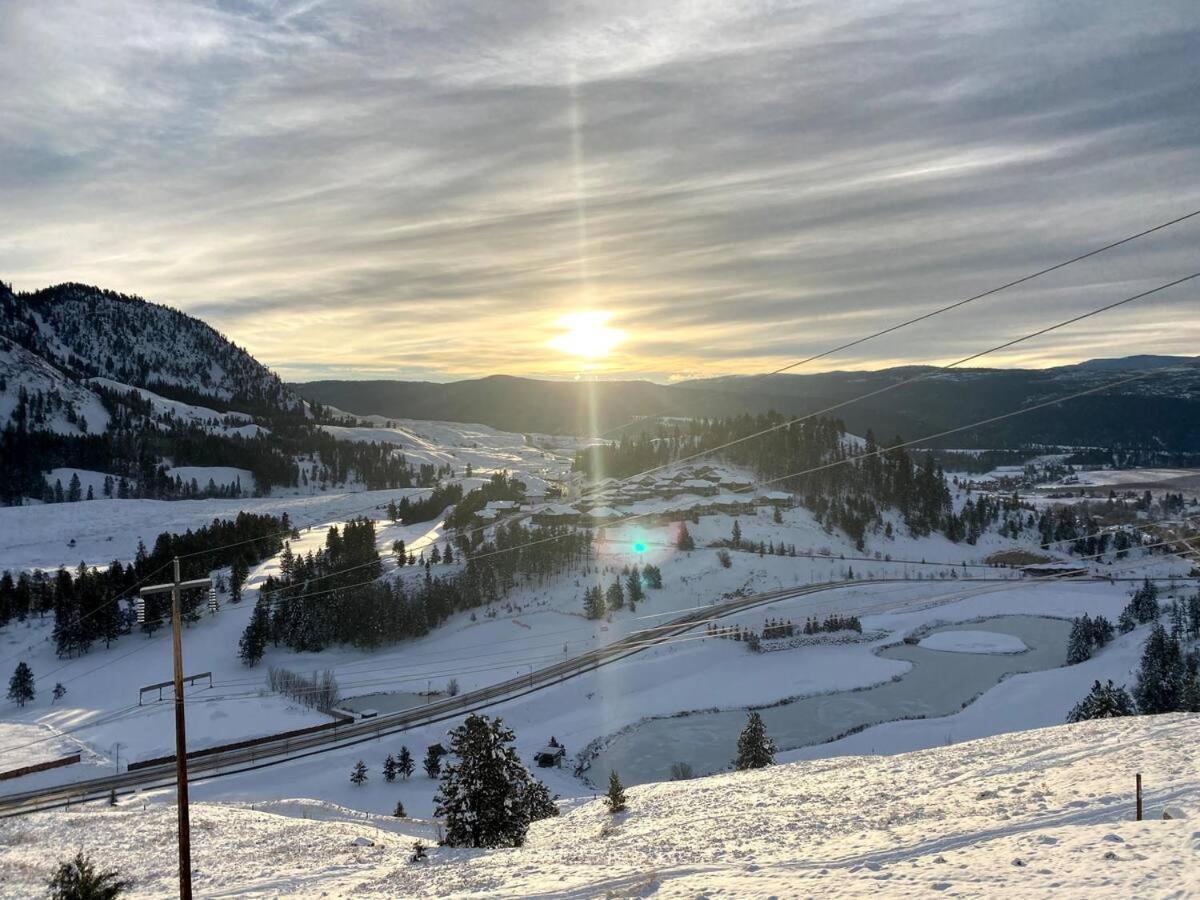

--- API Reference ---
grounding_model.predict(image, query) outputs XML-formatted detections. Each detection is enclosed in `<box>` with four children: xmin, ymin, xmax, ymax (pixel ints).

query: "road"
<box><xmin>0</xmin><ymin>576</ymin><xmax>1019</xmax><ymax>817</ymax></box>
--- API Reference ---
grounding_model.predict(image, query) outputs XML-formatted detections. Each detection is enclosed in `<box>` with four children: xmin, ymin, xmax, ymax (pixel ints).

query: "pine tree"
<box><xmin>423</xmin><ymin>746</ymin><xmax>442</xmax><ymax>778</ymax></box>
<box><xmin>1134</xmin><ymin>623</ymin><xmax>1184</xmax><ymax>714</ymax></box>
<box><xmin>350</xmin><ymin>759</ymin><xmax>368</xmax><ymax>786</ymax></box>
<box><xmin>393</xmin><ymin>800</ymin><xmax>406</xmax><ymax>817</ymax></box>
<box><xmin>383</xmin><ymin>754</ymin><xmax>398</xmax><ymax>782</ymax></box>
<box><xmin>734</xmin><ymin>711</ymin><xmax>775</xmax><ymax>770</ymax></box>
<box><xmin>605</xmin><ymin>769</ymin><xmax>627</xmax><ymax>813</ymax></box>
<box><xmin>606</xmin><ymin>580</ymin><xmax>624</xmax><ymax>611</ymax></box>
<box><xmin>625</xmin><ymin>567</ymin><xmax>645</xmax><ymax>607</ymax></box>
<box><xmin>52</xmin><ymin>682</ymin><xmax>66</xmax><ymax>704</ymax></box>
<box><xmin>8</xmin><ymin>662</ymin><xmax>34</xmax><ymax>707</ymax></box>
<box><xmin>1066</xmin><ymin>618</ymin><xmax>1092</xmax><ymax>665</ymax></box>
<box><xmin>48</xmin><ymin>851</ymin><xmax>127</xmax><ymax>900</ymax></box>
<box><xmin>433</xmin><ymin>713</ymin><xmax>553</xmax><ymax>847</ymax></box>
<box><xmin>731</xmin><ymin>520</ymin><xmax>742</xmax><ymax>547</ymax></box>
<box><xmin>238</xmin><ymin>598</ymin><xmax>270</xmax><ymax>667</ymax></box>
<box><xmin>443</xmin><ymin>543</ymin><xmax>454</xmax><ymax>565</ymax></box>
<box><xmin>229</xmin><ymin>557</ymin><xmax>248</xmax><ymax>604</ymax></box>
<box><xmin>773</xmin><ymin>504</ymin><xmax>783</xmax><ymax>524</ymax></box>
<box><xmin>676</xmin><ymin>523</ymin><xmax>695</xmax><ymax>552</ymax></box>
<box><xmin>583</xmin><ymin>586</ymin><xmax>606</xmax><ymax>620</ymax></box>
<box><xmin>1066</xmin><ymin>680</ymin><xmax>1137</xmax><ymax>722</ymax></box>
<box><xmin>397</xmin><ymin>745</ymin><xmax>415</xmax><ymax>779</ymax></box>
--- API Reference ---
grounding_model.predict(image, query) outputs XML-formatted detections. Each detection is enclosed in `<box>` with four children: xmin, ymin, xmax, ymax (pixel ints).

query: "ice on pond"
<box><xmin>586</xmin><ymin>615</ymin><xmax>1070</xmax><ymax>787</ymax></box>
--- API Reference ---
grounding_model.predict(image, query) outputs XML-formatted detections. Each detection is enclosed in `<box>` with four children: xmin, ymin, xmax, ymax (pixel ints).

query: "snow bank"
<box><xmin>918</xmin><ymin>629</ymin><xmax>1028</xmax><ymax>654</ymax></box>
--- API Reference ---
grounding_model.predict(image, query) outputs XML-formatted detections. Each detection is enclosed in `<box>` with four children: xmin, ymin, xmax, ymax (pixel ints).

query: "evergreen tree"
<box><xmin>1092</xmin><ymin>615</ymin><xmax>1115</xmax><ymax>647</ymax></box>
<box><xmin>48</xmin><ymin>851</ymin><xmax>127</xmax><ymax>900</ymax></box>
<box><xmin>8</xmin><ymin>662</ymin><xmax>34</xmax><ymax>707</ymax></box>
<box><xmin>583</xmin><ymin>585</ymin><xmax>606</xmax><ymax>620</ymax></box>
<box><xmin>676</xmin><ymin>523</ymin><xmax>695</xmax><ymax>552</ymax></box>
<box><xmin>350</xmin><ymin>759</ymin><xmax>368</xmax><ymax>786</ymax></box>
<box><xmin>1066</xmin><ymin>680</ymin><xmax>1136</xmax><ymax>722</ymax></box>
<box><xmin>238</xmin><ymin>598</ymin><xmax>270</xmax><ymax>667</ymax></box>
<box><xmin>433</xmin><ymin>714</ymin><xmax>553</xmax><ymax>847</ymax></box>
<box><xmin>1134</xmin><ymin>623</ymin><xmax>1184</xmax><ymax>714</ymax></box>
<box><xmin>606</xmin><ymin>580</ymin><xmax>624</xmax><ymax>611</ymax></box>
<box><xmin>423</xmin><ymin>746</ymin><xmax>442</xmax><ymax>778</ymax></box>
<box><xmin>605</xmin><ymin>769</ymin><xmax>627</xmax><ymax>813</ymax></box>
<box><xmin>773</xmin><ymin>504</ymin><xmax>783</xmax><ymax>524</ymax></box>
<box><xmin>731</xmin><ymin>520</ymin><xmax>742</xmax><ymax>547</ymax></box>
<box><xmin>229</xmin><ymin>557</ymin><xmax>249</xmax><ymax>603</ymax></box>
<box><xmin>443</xmin><ymin>542</ymin><xmax>454</xmax><ymax>565</ymax></box>
<box><xmin>1066</xmin><ymin>618</ymin><xmax>1093</xmax><ymax>665</ymax></box>
<box><xmin>734</xmin><ymin>711</ymin><xmax>775</xmax><ymax>770</ymax></box>
<box><xmin>52</xmin><ymin>682</ymin><xmax>66</xmax><ymax>704</ymax></box>
<box><xmin>393</xmin><ymin>800</ymin><xmax>406</xmax><ymax>817</ymax></box>
<box><xmin>397</xmin><ymin>745</ymin><xmax>415</xmax><ymax>779</ymax></box>
<box><xmin>625</xmin><ymin>567</ymin><xmax>645</xmax><ymax>607</ymax></box>
<box><xmin>1118</xmin><ymin>606</ymin><xmax>1136</xmax><ymax>634</ymax></box>
<box><xmin>383</xmin><ymin>754</ymin><xmax>398</xmax><ymax>782</ymax></box>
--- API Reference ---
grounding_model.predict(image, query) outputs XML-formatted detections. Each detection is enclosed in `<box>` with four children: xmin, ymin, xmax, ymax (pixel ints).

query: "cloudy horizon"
<box><xmin>2</xmin><ymin>1</ymin><xmax>1198</xmax><ymax>384</ymax></box>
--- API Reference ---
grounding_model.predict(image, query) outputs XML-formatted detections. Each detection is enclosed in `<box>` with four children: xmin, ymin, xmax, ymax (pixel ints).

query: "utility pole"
<box><xmin>140</xmin><ymin>558</ymin><xmax>210</xmax><ymax>900</ymax></box>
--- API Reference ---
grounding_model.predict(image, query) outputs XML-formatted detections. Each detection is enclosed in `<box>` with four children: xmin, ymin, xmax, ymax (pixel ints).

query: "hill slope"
<box><xmin>0</xmin><ymin>715</ymin><xmax>1194</xmax><ymax>896</ymax></box>
<box><xmin>0</xmin><ymin>282</ymin><xmax>299</xmax><ymax>415</ymax></box>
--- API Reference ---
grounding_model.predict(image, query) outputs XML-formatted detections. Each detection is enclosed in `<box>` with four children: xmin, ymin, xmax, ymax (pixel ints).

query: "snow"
<box><xmin>41</xmin><ymin>468</ymin><xmax>114</xmax><ymax>501</ymax></box>
<box><xmin>918</xmin><ymin>630</ymin><xmax>1028</xmax><ymax>654</ymax></box>
<box><xmin>164</xmin><ymin>465</ymin><xmax>256</xmax><ymax>493</ymax></box>
<box><xmin>1</xmin><ymin>715</ymin><xmax>1197</xmax><ymax>896</ymax></box>
<box><xmin>89</xmin><ymin>378</ymin><xmax>257</xmax><ymax>432</ymax></box>
<box><xmin>0</xmin><ymin>343</ymin><xmax>110</xmax><ymax>435</ymax></box>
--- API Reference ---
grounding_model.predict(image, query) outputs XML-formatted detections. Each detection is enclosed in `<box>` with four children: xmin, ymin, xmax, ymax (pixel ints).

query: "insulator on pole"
<box><xmin>207</xmin><ymin>587</ymin><xmax>218</xmax><ymax>614</ymax></box>
<box><xmin>135</xmin><ymin>596</ymin><xmax>146</xmax><ymax>624</ymax></box>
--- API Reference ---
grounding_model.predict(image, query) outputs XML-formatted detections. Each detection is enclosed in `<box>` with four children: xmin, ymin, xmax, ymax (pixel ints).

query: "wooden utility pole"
<box><xmin>1136</xmin><ymin>772</ymin><xmax>1143</xmax><ymax>821</ymax></box>
<box><xmin>140</xmin><ymin>559</ymin><xmax>211</xmax><ymax>900</ymax></box>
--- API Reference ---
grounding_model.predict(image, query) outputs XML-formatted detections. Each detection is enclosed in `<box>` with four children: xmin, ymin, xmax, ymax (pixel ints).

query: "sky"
<box><xmin>1</xmin><ymin>0</ymin><xmax>1198</xmax><ymax>384</ymax></box>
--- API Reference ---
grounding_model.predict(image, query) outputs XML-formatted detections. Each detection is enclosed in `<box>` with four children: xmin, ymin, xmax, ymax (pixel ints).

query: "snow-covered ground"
<box><xmin>0</xmin><ymin>715</ymin><xmax>1195</xmax><ymax>897</ymax></box>
<box><xmin>918</xmin><ymin>629</ymin><xmax>1028</xmax><ymax>654</ymax></box>
<box><xmin>1</xmin><ymin>415</ymin><xmax>1196</xmax><ymax>897</ymax></box>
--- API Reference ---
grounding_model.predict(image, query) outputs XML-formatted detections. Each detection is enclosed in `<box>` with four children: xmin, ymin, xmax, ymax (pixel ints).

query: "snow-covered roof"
<box><xmin>584</xmin><ymin>506</ymin><xmax>621</xmax><ymax>519</ymax></box>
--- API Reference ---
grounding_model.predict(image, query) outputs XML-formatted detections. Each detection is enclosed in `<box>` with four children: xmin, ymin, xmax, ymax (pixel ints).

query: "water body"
<box><xmin>586</xmin><ymin>615</ymin><xmax>1071</xmax><ymax>787</ymax></box>
<box><xmin>339</xmin><ymin>690</ymin><xmax>440</xmax><ymax>715</ymax></box>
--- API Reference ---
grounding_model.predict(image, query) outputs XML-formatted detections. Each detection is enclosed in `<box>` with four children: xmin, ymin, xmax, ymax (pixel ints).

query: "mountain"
<box><xmin>0</xmin><ymin>282</ymin><xmax>299</xmax><ymax>416</ymax></box>
<box><xmin>294</xmin><ymin>357</ymin><xmax>1200</xmax><ymax>450</ymax></box>
<box><xmin>0</xmin><ymin>282</ymin><xmax>419</xmax><ymax>505</ymax></box>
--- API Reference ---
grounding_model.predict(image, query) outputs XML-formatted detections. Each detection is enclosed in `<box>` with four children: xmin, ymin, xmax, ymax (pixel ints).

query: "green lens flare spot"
<box><xmin>633</xmin><ymin>541</ymin><xmax>647</xmax><ymax>553</ymax></box>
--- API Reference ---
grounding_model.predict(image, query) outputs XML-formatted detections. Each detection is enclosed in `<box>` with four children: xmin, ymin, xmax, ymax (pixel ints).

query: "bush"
<box><xmin>48</xmin><ymin>852</ymin><xmax>128</xmax><ymax>900</ymax></box>
<box><xmin>716</xmin><ymin>549</ymin><xmax>732</xmax><ymax>569</ymax></box>
<box><xmin>669</xmin><ymin>761</ymin><xmax>694</xmax><ymax>781</ymax></box>
<box><xmin>266</xmin><ymin>666</ymin><xmax>340</xmax><ymax>712</ymax></box>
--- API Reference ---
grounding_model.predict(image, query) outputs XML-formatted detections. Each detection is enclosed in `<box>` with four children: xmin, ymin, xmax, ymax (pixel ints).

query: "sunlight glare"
<box><xmin>548</xmin><ymin>311</ymin><xmax>624</xmax><ymax>359</ymax></box>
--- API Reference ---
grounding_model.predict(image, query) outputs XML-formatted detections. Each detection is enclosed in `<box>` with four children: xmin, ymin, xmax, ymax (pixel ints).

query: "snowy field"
<box><xmin>0</xmin><ymin>715</ymin><xmax>1195</xmax><ymax>897</ymax></box>
<box><xmin>0</xmin><ymin>415</ymin><xmax>1197</xmax><ymax>896</ymax></box>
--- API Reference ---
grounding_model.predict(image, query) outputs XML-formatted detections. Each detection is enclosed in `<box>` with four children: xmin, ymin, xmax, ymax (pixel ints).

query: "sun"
<box><xmin>548</xmin><ymin>311</ymin><xmax>624</xmax><ymax>360</ymax></box>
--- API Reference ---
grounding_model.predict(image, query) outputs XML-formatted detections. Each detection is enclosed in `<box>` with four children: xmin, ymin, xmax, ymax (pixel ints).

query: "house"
<box><xmin>532</xmin><ymin>503</ymin><xmax>580</xmax><ymax>525</ymax></box>
<box><xmin>678</xmin><ymin>478</ymin><xmax>718</xmax><ymax>496</ymax></box>
<box><xmin>759</xmin><ymin>490</ymin><xmax>794</xmax><ymax>507</ymax></box>
<box><xmin>583</xmin><ymin>506</ymin><xmax>621</xmax><ymax>524</ymax></box>
<box><xmin>534</xmin><ymin>739</ymin><xmax>567</xmax><ymax>768</ymax></box>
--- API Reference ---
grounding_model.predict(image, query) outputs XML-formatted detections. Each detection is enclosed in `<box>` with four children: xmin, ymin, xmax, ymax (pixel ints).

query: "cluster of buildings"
<box><xmin>473</xmin><ymin>464</ymin><xmax>795</xmax><ymax>528</ymax></box>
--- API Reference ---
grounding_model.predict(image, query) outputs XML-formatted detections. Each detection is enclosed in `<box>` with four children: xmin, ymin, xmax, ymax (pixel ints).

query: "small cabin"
<box><xmin>533</xmin><ymin>742</ymin><xmax>567</xmax><ymax>768</ymax></box>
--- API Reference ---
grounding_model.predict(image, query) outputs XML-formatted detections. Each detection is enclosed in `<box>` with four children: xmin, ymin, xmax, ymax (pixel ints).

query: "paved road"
<box><xmin>0</xmin><ymin>576</ymin><xmax>1020</xmax><ymax>817</ymax></box>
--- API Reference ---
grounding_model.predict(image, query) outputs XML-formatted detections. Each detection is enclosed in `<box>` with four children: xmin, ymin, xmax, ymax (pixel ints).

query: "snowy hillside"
<box><xmin>0</xmin><ymin>340</ymin><xmax>109</xmax><ymax>435</ymax></box>
<box><xmin>0</xmin><ymin>282</ymin><xmax>298</xmax><ymax>412</ymax></box>
<box><xmin>0</xmin><ymin>715</ymin><xmax>1195</xmax><ymax>897</ymax></box>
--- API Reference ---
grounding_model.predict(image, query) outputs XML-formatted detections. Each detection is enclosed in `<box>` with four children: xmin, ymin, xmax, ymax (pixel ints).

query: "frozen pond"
<box><xmin>338</xmin><ymin>691</ymin><xmax>440</xmax><ymax>715</ymax></box>
<box><xmin>586</xmin><ymin>615</ymin><xmax>1071</xmax><ymax>787</ymax></box>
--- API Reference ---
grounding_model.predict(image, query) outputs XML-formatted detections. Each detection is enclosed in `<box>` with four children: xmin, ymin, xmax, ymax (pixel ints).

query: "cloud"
<box><xmin>1</xmin><ymin>0</ymin><xmax>1198</xmax><ymax>383</ymax></box>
